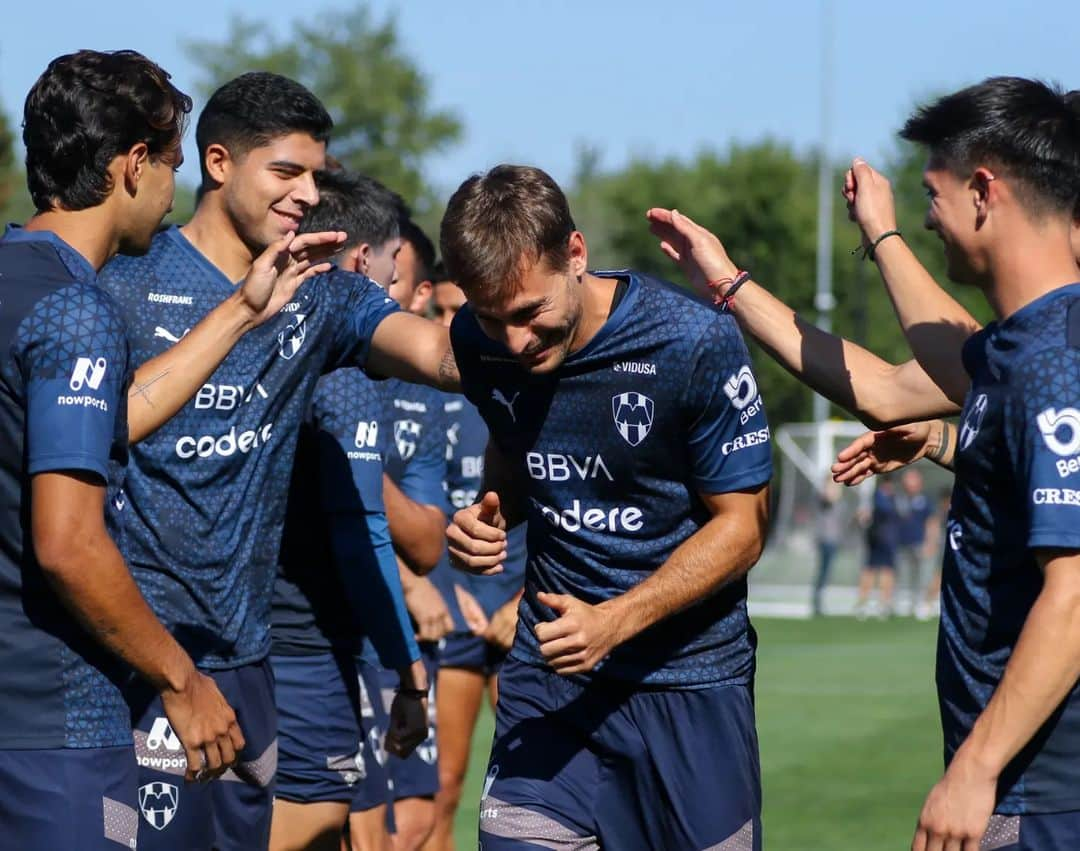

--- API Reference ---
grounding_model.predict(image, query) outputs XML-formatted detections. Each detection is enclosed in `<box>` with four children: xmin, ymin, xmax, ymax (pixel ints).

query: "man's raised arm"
<box><xmin>127</xmin><ymin>230</ymin><xmax>344</xmax><ymax>442</ymax></box>
<box><xmin>844</xmin><ymin>158</ymin><xmax>981</xmax><ymax>403</ymax></box>
<box><xmin>367</xmin><ymin>313</ymin><xmax>461</xmax><ymax>393</ymax></box>
<box><xmin>646</xmin><ymin>208</ymin><xmax>961</xmax><ymax>428</ymax></box>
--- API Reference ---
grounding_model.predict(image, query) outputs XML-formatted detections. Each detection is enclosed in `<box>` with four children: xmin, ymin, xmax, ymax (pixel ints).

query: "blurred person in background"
<box><xmin>811</xmin><ymin>478</ymin><xmax>847</xmax><ymax>616</ymax></box>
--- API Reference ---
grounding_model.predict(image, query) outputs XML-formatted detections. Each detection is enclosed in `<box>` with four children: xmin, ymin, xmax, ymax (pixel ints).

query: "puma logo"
<box><xmin>153</xmin><ymin>326</ymin><xmax>189</xmax><ymax>344</ymax></box>
<box><xmin>491</xmin><ymin>389</ymin><xmax>520</xmax><ymax>423</ymax></box>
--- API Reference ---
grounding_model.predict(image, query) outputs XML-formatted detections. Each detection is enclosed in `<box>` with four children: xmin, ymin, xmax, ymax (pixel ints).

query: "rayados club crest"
<box><xmin>612</xmin><ymin>392</ymin><xmax>654</xmax><ymax>446</ymax></box>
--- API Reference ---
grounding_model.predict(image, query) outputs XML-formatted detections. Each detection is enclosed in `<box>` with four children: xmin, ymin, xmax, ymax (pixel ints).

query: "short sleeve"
<box><xmin>20</xmin><ymin>287</ymin><xmax>129</xmax><ymax>481</ymax></box>
<box><xmin>682</xmin><ymin>314</ymin><xmax>772</xmax><ymax>494</ymax></box>
<box><xmin>324</xmin><ymin>270</ymin><xmax>400</xmax><ymax>373</ymax></box>
<box><xmin>1006</xmin><ymin>345</ymin><xmax>1080</xmax><ymax>551</ymax></box>
<box><xmin>389</xmin><ymin>404</ymin><xmax>449</xmax><ymax>510</ymax></box>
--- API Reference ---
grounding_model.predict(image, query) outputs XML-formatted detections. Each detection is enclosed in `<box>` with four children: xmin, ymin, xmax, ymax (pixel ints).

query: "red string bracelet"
<box><xmin>707</xmin><ymin>270</ymin><xmax>751</xmax><ymax>313</ymax></box>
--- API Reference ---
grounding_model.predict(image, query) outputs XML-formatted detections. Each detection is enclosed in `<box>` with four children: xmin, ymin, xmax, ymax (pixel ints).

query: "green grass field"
<box><xmin>453</xmin><ymin>616</ymin><xmax>942</xmax><ymax>850</ymax></box>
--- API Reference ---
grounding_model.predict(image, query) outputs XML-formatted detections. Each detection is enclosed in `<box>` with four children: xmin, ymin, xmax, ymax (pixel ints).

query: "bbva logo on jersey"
<box><xmin>612</xmin><ymin>392</ymin><xmax>654</xmax><ymax>446</ymax></box>
<box><xmin>139</xmin><ymin>781</ymin><xmax>179</xmax><ymax>831</ymax></box>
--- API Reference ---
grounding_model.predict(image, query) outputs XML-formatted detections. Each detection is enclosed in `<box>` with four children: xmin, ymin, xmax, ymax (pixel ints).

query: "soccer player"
<box><xmin>0</xmin><ymin>50</ymin><xmax>342</xmax><ymax>849</ymax></box>
<box><xmin>654</xmin><ymin>78</ymin><xmax>1080</xmax><ymax>850</ymax></box>
<box><xmin>357</xmin><ymin>224</ymin><xmax>452</xmax><ymax>850</ymax></box>
<box><xmin>97</xmin><ymin>73</ymin><xmax>460</xmax><ymax>850</ymax></box>
<box><xmin>443</xmin><ymin>165</ymin><xmax>772</xmax><ymax>849</ymax></box>
<box><xmin>269</xmin><ymin>168</ymin><xmax>429</xmax><ymax>851</ymax></box>
<box><xmin>427</xmin><ymin>272</ymin><xmax>528</xmax><ymax>851</ymax></box>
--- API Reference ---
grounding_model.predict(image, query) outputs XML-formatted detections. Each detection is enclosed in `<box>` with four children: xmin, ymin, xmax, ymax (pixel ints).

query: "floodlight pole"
<box><xmin>813</xmin><ymin>0</ymin><xmax>835</xmax><ymax>482</ymax></box>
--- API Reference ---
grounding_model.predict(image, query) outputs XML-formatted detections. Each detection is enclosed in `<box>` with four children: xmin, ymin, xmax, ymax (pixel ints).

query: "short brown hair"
<box><xmin>439</xmin><ymin>165</ymin><xmax>576</xmax><ymax>300</ymax></box>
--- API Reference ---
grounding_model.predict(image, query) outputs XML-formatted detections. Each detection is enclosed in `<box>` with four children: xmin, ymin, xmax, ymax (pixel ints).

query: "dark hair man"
<box><xmin>96</xmin><ymin>72</ymin><xmax>460</xmax><ymax>850</ymax></box>
<box><xmin>0</xmin><ymin>50</ymin><xmax>339</xmax><ymax>850</ymax></box>
<box><xmin>444</xmin><ymin>165</ymin><xmax>772</xmax><ymax>849</ymax></box>
<box><xmin>653</xmin><ymin>77</ymin><xmax>1080</xmax><ymax>850</ymax></box>
<box><xmin>268</xmin><ymin>168</ymin><xmax>431</xmax><ymax>851</ymax></box>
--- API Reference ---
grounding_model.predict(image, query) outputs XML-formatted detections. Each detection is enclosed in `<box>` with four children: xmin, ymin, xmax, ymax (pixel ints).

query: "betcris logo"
<box><xmin>1037</xmin><ymin>408</ymin><xmax>1080</xmax><ymax>477</ymax></box>
<box><xmin>540</xmin><ymin>499</ymin><xmax>644</xmax><ymax>533</ymax></box>
<box><xmin>1032</xmin><ymin>488</ymin><xmax>1080</xmax><ymax>506</ymax></box>
<box><xmin>722</xmin><ymin>426</ymin><xmax>770</xmax><ymax>456</ymax></box>
<box><xmin>723</xmin><ymin>365</ymin><xmax>763</xmax><ymax>424</ymax></box>
<box><xmin>175</xmin><ymin>421</ymin><xmax>274</xmax><ymax>459</ymax></box>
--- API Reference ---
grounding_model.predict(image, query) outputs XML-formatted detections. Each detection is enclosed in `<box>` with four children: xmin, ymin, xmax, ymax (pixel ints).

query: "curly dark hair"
<box><xmin>23</xmin><ymin>50</ymin><xmax>192</xmax><ymax>213</ymax></box>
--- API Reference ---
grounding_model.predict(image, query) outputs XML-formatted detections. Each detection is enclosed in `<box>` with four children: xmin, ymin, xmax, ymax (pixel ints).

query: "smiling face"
<box><xmin>217</xmin><ymin>132</ymin><xmax>326</xmax><ymax>253</ymax></box>
<box><xmin>469</xmin><ymin>253</ymin><xmax>584</xmax><ymax>374</ymax></box>
<box><xmin>921</xmin><ymin>162</ymin><xmax>986</xmax><ymax>286</ymax></box>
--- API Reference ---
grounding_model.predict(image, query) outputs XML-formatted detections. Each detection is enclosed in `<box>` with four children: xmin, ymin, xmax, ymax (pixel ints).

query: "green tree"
<box><xmin>0</xmin><ymin>103</ymin><xmax>33</xmax><ymax>225</ymax></box>
<box><xmin>184</xmin><ymin>6</ymin><xmax>461</xmax><ymax>214</ymax></box>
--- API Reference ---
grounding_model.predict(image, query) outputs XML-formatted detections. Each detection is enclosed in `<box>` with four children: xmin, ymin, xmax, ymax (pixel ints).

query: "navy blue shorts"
<box><xmin>127</xmin><ymin>659</ymin><xmax>277</xmax><ymax>851</ymax></box>
<box><xmin>479</xmin><ymin>657</ymin><xmax>762</xmax><ymax>850</ymax></box>
<box><xmin>865</xmin><ymin>542</ymin><xmax>897</xmax><ymax>569</ymax></box>
<box><xmin>274</xmin><ymin>652</ymin><xmax>372</xmax><ymax>804</ymax></box>
<box><xmin>0</xmin><ymin>745</ymin><xmax>139</xmax><ymax>849</ymax></box>
<box><xmin>351</xmin><ymin>656</ymin><xmax>393</xmax><ymax>814</ymax></box>
<box><xmin>980</xmin><ymin>811</ymin><xmax>1080</xmax><ymax>850</ymax></box>
<box><xmin>441</xmin><ymin>631</ymin><xmax>507</xmax><ymax>675</ymax></box>
<box><xmin>351</xmin><ymin>643</ymin><xmax>439</xmax><ymax>812</ymax></box>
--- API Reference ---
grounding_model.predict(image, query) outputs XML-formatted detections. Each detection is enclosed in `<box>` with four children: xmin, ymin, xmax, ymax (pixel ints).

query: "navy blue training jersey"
<box><xmin>443</xmin><ymin>393</ymin><xmax>527</xmax><ymax>622</ymax></box>
<box><xmin>451</xmin><ymin>271</ymin><xmax>773</xmax><ymax>688</ymax></box>
<box><xmin>271</xmin><ymin>368</ymin><xmax>417</xmax><ymax>669</ymax></box>
<box><xmin>98</xmin><ymin>227</ymin><xmax>398</xmax><ymax>668</ymax></box>
<box><xmin>379</xmin><ymin>377</ymin><xmax>459</xmax><ymax>624</ymax></box>
<box><xmin>0</xmin><ymin>228</ymin><xmax>132</xmax><ymax>748</ymax></box>
<box><xmin>941</xmin><ymin>283</ymin><xmax>1080</xmax><ymax>814</ymax></box>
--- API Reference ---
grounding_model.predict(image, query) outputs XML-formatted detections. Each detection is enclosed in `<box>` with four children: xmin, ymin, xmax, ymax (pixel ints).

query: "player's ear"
<box><xmin>354</xmin><ymin>242</ymin><xmax>372</xmax><ymax>275</ymax></box>
<box><xmin>121</xmin><ymin>143</ymin><xmax>150</xmax><ymax>197</ymax></box>
<box><xmin>341</xmin><ymin>244</ymin><xmax>365</xmax><ymax>275</ymax></box>
<box><xmin>410</xmin><ymin>280</ymin><xmax>432</xmax><ymax>314</ymax></box>
<box><xmin>971</xmin><ymin>167</ymin><xmax>996</xmax><ymax>222</ymax></box>
<box><xmin>202</xmin><ymin>143</ymin><xmax>232</xmax><ymax>188</ymax></box>
<box><xmin>567</xmin><ymin>231</ymin><xmax>588</xmax><ymax>279</ymax></box>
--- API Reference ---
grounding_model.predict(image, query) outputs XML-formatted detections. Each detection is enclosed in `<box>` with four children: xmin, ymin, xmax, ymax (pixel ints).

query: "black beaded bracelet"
<box><xmin>396</xmin><ymin>686</ymin><xmax>428</xmax><ymax>699</ymax></box>
<box><xmin>866</xmin><ymin>228</ymin><xmax>902</xmax><ymax>261</ymax></box>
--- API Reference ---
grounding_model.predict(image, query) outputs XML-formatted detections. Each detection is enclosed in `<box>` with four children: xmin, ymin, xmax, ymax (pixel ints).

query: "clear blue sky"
<box><xmin>2</xmin><ymin>0</ymin><xmax>1077</xmax><ymax>201</ymax></box>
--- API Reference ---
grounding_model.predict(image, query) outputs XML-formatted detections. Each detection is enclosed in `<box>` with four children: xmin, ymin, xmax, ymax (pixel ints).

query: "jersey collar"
<box><xmin>2</xmin><ymin>224</ymin><xmax>97</xmax><ymax>284</ymax></box>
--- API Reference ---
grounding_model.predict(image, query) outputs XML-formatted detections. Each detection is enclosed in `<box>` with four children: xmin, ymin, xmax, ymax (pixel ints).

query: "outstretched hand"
<box><xmin>239</xmin><ymin>230</ymin><xmax>346</xmax><ymax>326</ymax></box>
<box><xmin>832</xmin><ymin>421</ymin><xmax>935</xmax><ymax>486</ymax></box>
<box><xmin>646</xmin><ymin>208</ymin><xmax>739</xmax><ymax>297</ymax></box>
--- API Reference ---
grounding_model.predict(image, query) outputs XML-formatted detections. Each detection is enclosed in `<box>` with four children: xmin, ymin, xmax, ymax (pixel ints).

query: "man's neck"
<box><xmin>180</xmin><ymin>199</ymin><xmax>256</xmax><ymax>284</ymax></box>
<box><xmin>569</xmin><ymin>273</ymin><xmax>619</xmax><ymax>354</ymax></box>
<box><xmin>24</xmin><ymin>208</ymin><xmax>117</xmax><ymax>271</ymax></box>
<box><xmin>983</xmin><ymin>220</ymin><xmax>1080</xmax><ymax>319</ymax></box>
